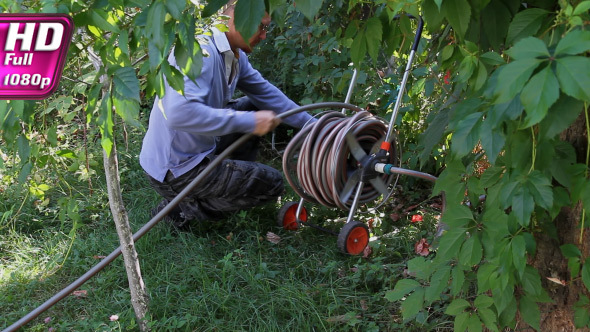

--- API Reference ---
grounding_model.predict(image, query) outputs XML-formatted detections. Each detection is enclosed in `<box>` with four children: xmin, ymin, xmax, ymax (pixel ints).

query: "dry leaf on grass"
<box><xmin>414</xmin><ymin>238</ymin><xmax>430</xmax><ymax>257</ymax></box>
<box><xmin>71</xmin><ymin>290</ymin><xmax>87</xmax><ymax>298</ymax></box>
<box><xmin>266</xmin><ymin>231</ymin><xmax>281</xmax><ymax>244</ymax></box>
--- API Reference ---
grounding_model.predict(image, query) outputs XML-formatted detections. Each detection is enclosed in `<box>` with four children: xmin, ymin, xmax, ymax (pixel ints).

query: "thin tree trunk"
<box><xmin>89</xmin><ymin>50</ymin><xmax>151</xmax><ymax>331</ymax></box>
<box><xmin>103</xmin><ymin>141</ymin><xmax>150</xmax><ymax>331</ymax></box>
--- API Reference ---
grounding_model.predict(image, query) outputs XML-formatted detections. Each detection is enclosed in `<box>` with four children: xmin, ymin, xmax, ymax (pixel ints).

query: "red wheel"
<box><xmin>277</xmin><ymin>202</ymin><xmax>308</xmax><ymax>230</ymax></box>
<box><xmin>337</xmin><ymin>221</ymin><xmax>369</xmax><ymax>255</ymax></box>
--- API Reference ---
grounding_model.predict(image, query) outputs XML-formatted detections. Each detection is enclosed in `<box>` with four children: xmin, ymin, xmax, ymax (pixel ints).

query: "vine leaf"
<box><xmin>494</xmin><ymin>58</ymin><xmax>542</xmax><ymax>103</ymax></box>
<box><xmin>556</xmin><ymin>56</ymin><xmax>590</xmax><ymax>102</ymax></box>
<box><xmin>365</xmin><ymin>18</ymin><xmax>383</xmax><ymax>62</ymax></box>
<box><xmin>554</xmin><ymin>29</ymin><xmax>590</xmax><ymax>56</ymax></box>
<box><xmin>146</xmin><ymin>1</ymin><xmax>166</xmax><ymax>50</ymax></box>
<box><xmin>384</xmin><ymin>279</ymin><xmax>421</xmax><ymax>302</ymax></box>
<box><xmin>445</xmin><ymin>298</ymin><xmax>470</xmax><ymax>315</ymax></box>
<box><xmin>582</xmin><ymin>258</ymin><xmax>590</xmax><ymax>291</ymax></box>
<box><xmin>454</xmin><ymin>312</ymin><xmax>470</xmax><ymax>332</ymax></box>
<box><xmin>505</xmin><ymin>8</ymin><xmax>548</xmax><ymax>45</ymax></box>
<box><xmin>442</xmin><ymin>0</ymin><xmax>471</xmax><ymax>40</ymax></box>
<box><xmin>451</xmin><ymin>112</ymin><xmax>482</xmax><ymax>158</ymax></box>
<box><xmin>295</xmin><ymin>0</ymin><xmax>324</xmax><ymax>21</ymax></box>
<box><xmin>519</xmin><ymin>295</ymin><xmax>541</xmax><ymax>331</ymax></box>
<box><xmin>400</xmin><ymin>288</ymin><xmax>424</xmax><ymax>320</ymax></box>
<box><xmin>234</xmin><ymin>0</ymin><xmax>265</xmax><ymax>48</ymax></box>
<box><xmin>506</xmin><ymin>37</ymin><xmax>550</xmax><ymax>60</ymax></box>
<box><xmin>202</xmin><ymin>0</ymin><xmax>228</xmax><ymax>17</ymax></box>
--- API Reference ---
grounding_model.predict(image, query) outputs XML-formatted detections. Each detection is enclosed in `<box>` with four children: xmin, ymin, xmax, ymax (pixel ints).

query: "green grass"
<box><xmin>0</xmin><ymin>131</ymin><xmax>450</xmax><ymax>332</ymax></box>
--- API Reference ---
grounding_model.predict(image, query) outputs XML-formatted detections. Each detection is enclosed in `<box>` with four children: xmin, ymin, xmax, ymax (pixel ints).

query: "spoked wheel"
<box><xmin>337</xmin><ymin>221</ymin><xmax>370</xmax><ymax>255</ymax></box>
<box><xmin>277</xmin><ymin>202</ymin><xmax>308</xmax><ymax>231</ymax></box>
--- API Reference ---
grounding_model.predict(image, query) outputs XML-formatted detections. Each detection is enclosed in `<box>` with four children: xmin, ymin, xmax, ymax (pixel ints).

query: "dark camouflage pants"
<box><xmin>147</xmin><ymin>97</ymin><xmax>284</xmax><ymax>223</ymax></box>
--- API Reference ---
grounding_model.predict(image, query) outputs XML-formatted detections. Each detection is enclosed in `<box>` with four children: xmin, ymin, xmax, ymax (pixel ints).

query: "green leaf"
<box><xmin>568</xmin><ymin>257</ymin><xmax>581</xmax><ymax>278</ymax></box>
<box><xmin>89</xmin><ymin>10</ymin><xmax>120</xmax><ymax>33</ymax></box>
<box><xmin>385</xmin><ymin>279</ymin><xmax>421</xmax><ymax>302</ymax></box>
<box><xmin>527</xmin><ymin>171</ymin><xmax>553</xmax><ymax>209</ymax></box>
<box><xmin>442</xmin><ymin>205</ymin><xmax>473</xmax><ymax>228</ymax></box>
<box><xmin>574</xmin><ymin>296</ymin><xmax>590</xmax><ymax>328</ymax></box>
<box><xmin>350</xmin><ymin>27</ymin><xmax>367</xmax><ymax>67</ymax></box>
<box><xmin>480</xmin><ymin>118</ymin><xmax>506</xmax><ymax>164</ymax></box>
<box><xmin>164</xmin><ymin>0</ymin><xmax>186</xmax><ymax>20</ymax></box>
<box><xmin>480</xmin><ymin>52</ymin><xmax>505</xmax><ymax>66</ymax></box>
<box><xmin>17</xmin><ymin>135</ymin><xmax>30</xmax><ymax>163</ymax></box>
<box><xmin>423</xmin><ymin>0</ymin><xmax>444</xmax><ymax>29</ymax></box>
<box><xmin>555</xmin><ymin>29</ymin><xmax>590</xmax><ymax>56</ymax></box>
<box><xmin>442</xmin><ymin>45</ymin><xmax>455</xmax><ymax>61</ymax></box>
<box><xmin>539</xmin><ymin>95</ymin><xmax>584</xmax><ymax>140</ymax></box>
<box><xmin>560</xmin><ymin>244</ymin><xmax>582</xmax><ymax>258</ymax></box>
<box><xmin>467</xmin><ymin>314</ymin><xmax>483</xmax><ymax>332</ymax></box>
<box><xmin>477</xmin><ymin>263</ymin><xmax>497</xmax><ymax>292</ymax></box>
<box><xmin>407</xmin><ymin>257</ymin><xmax>433</xmax><ymax>280</ymax></box>
<box><xmin>519</xmin><ymin>295</ymin><xmax>540</xmax><ymax>331</ymax></box>
<box><xmin>18</xmin><ymin>162</ymin><xmax>32</xmax><ymax>184</ymax></box>
<box><xmin>480</xmin><ymin>166</ymin><xmax>504</xmax><ymax>188</ymax></box>
<box><xmin>202</xmin><ymin>0</ymin><xmax>228</xmax><ymax>17</ymax></box>
<box><xmin>506</xmin><ymin>37</ymin><xmax>550</xmax><ymax>60</ymax></box>
<box><xmin>478</xmin><ymin>308</ymin><xmax>499</xmax><ymax>332</ymax></box>
<box><xmin>234</xmin><ymin>0</ymin><xmax>265</xmax><ymax>48</ymax></box>
<box><xmin>511</xmin><ymin>235</ymin><xmax>527</xmax><ymax>277</ymax></box>
<box><xmin>574</xmin><ymin>1</ymin><xmax>590</xmax><ymax>15</ymax></box>
<box><xmin>442</xmin><ymin>0</ymin><xmax>471</xmax><ymax>40</ymax></box>
<box><xmin>459</xmin><ymin>235</ymin><xmax>483</xmax><ymax>267</ymax></box>
<box><xmin>521</xmin><ymin>266</ymin><xmax>545</xmax><ymax>299</ymax></box>
<box><xmin>425</xmin><ymin>266</ymin><xmax>451</xmax><ymax>303</ymax></box>
<box><xmin>451</xmin><ymin>266</ymin><xmax>465</xmax><ymax>296</ymax></box>
<box><xmin>494</xmin><ymin>58</ymin><xmax>542</xmax><ymax>103</ymax></box>
<box><xmin>556</xmin><ymin>56</ymin><xmax>590</xmax><ymax>102</ymax></box>
<box><xmin>582</xmin><ymin>258</ymin><xmax>590</xmax><ymax>291</ymax></box>
<box><xmin>512</xmin><ymin>187</ymin><xmax>534</xmax><ymax>227</ymax></box>
<box><xmin>506</xmin><ymin>9</ymin><xmax>549</xmax><ymax>45</ymax></box>
<box><xmin>419</xmin><ymin>108</ymin><xmax>449</xmax><ymax>168</ymax></box>
<box><xmin>454</xmin><ymin>312</ymin><xmax>470</xmax><ymax>332</ymax></box>
<box><xmin>113</xmin><ymin>96</ymin><xmax>141</xmax><ymax>128</ymax></box>
<box><xmin>295</xmin><ymin>0</ymin><xmax>324</xmax><ymax>21</ymax></box>
<box><xmin>161</xmin><ymin>61</ymin><xmax>185</xmax><ymax>94</ymax></box>
<box><xmin>175</xmin><ymin>41</ymin><xmax>203</xmax><ymax>82</ymax></box>
<box><xmin>365</xmin><ymin>18</ymin><xmax>383</xmax><ymax>62</ymax></box>
<box><xmin>146</xmin><ymin>1</ymin><xmax>166</xmax><ymax>49</ymax></box>
<box><xmin>435</xmin><ymin>228</ymin><xmax>467</xmax><ymax>263</ymax></box>
<box><xmin>458</xmin><ymin>55</ymin><xmax>476</xmax><ymax>82</ymax></box>
<box><xmin>474</xmin><ymin>295</ymin><xmax>494</xmax><ymax>309</ymax></box>
<box><xmin>97</xmin><ymin>90</ymin><xmax>114</xmax><ymax>156</ymax></box>
<box><xmin>520</xmin><ymin>65</ymin><xmax>560</xmax><ymax>127</ymax></box>
<box><xmin>451</xmin><ymin>112</ymin><xmax>482</xmax><ymax>158</ymax></box>
<box><xmin>473</xmin><ymin>61</ymin><xmax>488</xmax><ymax>91</ymax></box>
<box><xmin>113</xmin><ymin>67</ymin><xmax>140</xmax><ymax>102</ymax></box>
<box><xmin>445</xmin><ymin>298</ymin><xmax>471</xmax><ymax>315</ymax></box>
<box><xmin>401</xmin><ymin>288</ymin><xmax>424</xmax><ymax>320</ymax></box>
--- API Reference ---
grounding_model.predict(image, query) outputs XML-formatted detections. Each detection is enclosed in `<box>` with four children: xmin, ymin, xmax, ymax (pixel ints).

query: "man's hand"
<box><xmin>253</xmin><ymin>110</ymin><xmax>281</xmax><ymax>136</ymax></box>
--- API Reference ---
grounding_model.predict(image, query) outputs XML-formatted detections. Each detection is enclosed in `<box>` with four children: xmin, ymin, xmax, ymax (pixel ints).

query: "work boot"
<box><xmin>150</xmin><ymin>199</ymin><xmax>190</xmax><ymax>231</ymax></box>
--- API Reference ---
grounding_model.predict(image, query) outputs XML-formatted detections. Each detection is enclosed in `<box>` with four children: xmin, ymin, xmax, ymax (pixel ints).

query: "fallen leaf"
<box><xmin>266</xmin><ymin>232</ymin><xmax>281</xmax><ymax>244</ymax></box>
<box><xmin>71</xmin><ymin>290</ymin><xmax>87</xmax><ymax>298</ymax></box>
<box><xmin>362</xmin><ymin>245</ymin><xmax>372</xmax><ymax>259</ymax></box>
<box><xmin>546</xmin><ymin>277</ymin><xmax>567</xmax><ymax>286</ymax></box>
<box><xmin>414</xmin><ymin>238</ymin><xmax>430</xmax><ymax>257</ymax></box>
<box><xmin>109</xmin><ymin>315</ymin><xmax>119</xmax><ymax>321</ymax></box>
<box><xmin>226</xmin><ymin>232</ymin><xmax>233</xmax><ymax>241</ymax></box>
<box><xmin>389</xmin><ymin>213</ymin><xmax>400</xmax><ymax>222</ymax></box>
<box><xmin>360</xmin><ymin>300</ymin><xmax>368</xmax><ymax>311</ymax></box>
<box><xmin>92</xmin><ymin>255</ymin><xmax>106</xmax><ymax>259</ymax></box>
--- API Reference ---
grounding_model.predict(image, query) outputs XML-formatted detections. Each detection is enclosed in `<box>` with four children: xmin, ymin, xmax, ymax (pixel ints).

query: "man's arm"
<box><xmin>236</xmin><ymin>54</ymin><xmax>314</xmax><ymax>129</ymax></box>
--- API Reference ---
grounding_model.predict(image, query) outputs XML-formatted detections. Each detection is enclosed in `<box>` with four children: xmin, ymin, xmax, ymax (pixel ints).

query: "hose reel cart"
<box><xmin>277</xmin><ymin>15</ymin><xmax>440</xmax><ymax>255</ymax></box>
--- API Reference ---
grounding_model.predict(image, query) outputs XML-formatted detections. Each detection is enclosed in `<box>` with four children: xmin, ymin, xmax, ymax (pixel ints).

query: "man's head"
<box><xmin>223</xmin><ymin>2</ymin><xmax>270</xmax><ymax>54</ymax></box>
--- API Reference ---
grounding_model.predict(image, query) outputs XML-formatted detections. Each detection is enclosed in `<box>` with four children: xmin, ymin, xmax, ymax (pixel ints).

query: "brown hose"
<box><xmin>283</xmin><ymin>111</ymin><xmax>397</xmax><ymax>210</ymax></box>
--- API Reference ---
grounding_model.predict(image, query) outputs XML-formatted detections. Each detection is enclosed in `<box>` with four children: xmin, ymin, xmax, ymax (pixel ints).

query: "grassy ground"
<box><xmin>0</xmin><ymin>128</ymin><xmax>449</xmax><ymax>331</ymax></box>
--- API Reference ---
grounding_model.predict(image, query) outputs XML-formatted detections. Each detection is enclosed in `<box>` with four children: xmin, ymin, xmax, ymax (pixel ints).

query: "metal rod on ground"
<box><xmin>3</xmin><ymin>102</ymin><xmax>362</xmax><ymax>332</ymax></box>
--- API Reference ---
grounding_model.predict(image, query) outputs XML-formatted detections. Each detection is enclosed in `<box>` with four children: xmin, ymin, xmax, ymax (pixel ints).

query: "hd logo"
<box><xmin>0</xmin><ymin>14</ymin><xmax>73</xmax><ymax>99</ymax></box>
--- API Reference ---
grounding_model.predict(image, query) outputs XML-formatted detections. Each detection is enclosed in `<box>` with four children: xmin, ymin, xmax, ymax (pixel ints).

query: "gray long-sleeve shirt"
<box><xmin>140</xmin><ymin>28</ymin><xmax>313</xmax><ymax>182</ymax></box>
